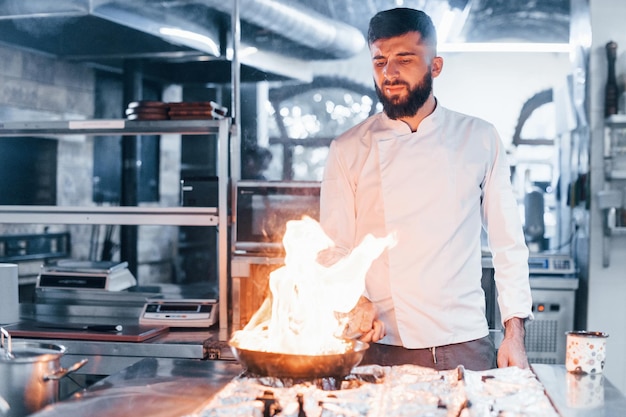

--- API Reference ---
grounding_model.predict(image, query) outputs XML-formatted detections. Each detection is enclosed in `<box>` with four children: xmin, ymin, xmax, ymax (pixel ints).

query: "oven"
<box><xmin>483</xmin><ymin>253</ymin><xmax>578</xmax><ymax>364</ymax></box>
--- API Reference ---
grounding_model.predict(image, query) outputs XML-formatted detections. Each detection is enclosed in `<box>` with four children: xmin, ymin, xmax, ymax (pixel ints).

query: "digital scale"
<box><xmin>527</xmin><ymin>253</ymin><xmax>576</xmax><ymax>275</ymax></box>
<box><xmin>139</xmin><ymin>299</ymin><xmax>218</xmax><ymax>328</ymax></box>
<box><xmin>37</xmin><ymin>260</ymin><xmax>137</xmax><ymax>291</ymax></box>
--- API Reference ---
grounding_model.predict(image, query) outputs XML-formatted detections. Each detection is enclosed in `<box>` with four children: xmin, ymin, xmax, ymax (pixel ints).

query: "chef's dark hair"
<box><xmin>368</xmin><ymin>8</ymin><xmax>437</xmax><ymax>52</ymax></box>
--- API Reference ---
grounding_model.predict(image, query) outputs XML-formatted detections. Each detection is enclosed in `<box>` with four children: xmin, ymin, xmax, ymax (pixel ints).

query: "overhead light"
<box><xmin>159</xmin><ymin>27</ymin><xmax>220</xmax><ymax>56</ymax></box>
<box><xmin>226</xmin><ymin>46</ymin><xmax>259</xmax><ymax>60</ymax></box>
<box><xmin>236</xmin><ymin>42</ymin><xmax>314</xmax><ymax>82</ymax></box>
<box><xmin>439</xmin><ymin>42</ymin><xmax>570</xmax><ymax>53</ymax></box>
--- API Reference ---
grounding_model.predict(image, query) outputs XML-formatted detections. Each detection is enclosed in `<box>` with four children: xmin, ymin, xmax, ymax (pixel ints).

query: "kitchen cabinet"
<box><xmin>599</xmin><ymin>115</ymin><xmax>626</xmax><ymax>266</ymax></box>
<box><xmin>0</xmin><ymin>118</ymin><xmax>231</xmax><ymax>334</ymax></box>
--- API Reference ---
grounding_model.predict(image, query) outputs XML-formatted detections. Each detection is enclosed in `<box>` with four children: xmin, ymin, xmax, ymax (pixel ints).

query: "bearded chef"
<box><xmin>318</xmin><ymin>7</ymin><xmax>533</xmax><ymax>371</ymax></box>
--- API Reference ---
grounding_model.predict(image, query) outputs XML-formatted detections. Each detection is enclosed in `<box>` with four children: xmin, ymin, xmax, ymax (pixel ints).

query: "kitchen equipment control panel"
<box><xmin>140</xmin><ymin>299</ymin><xmax>218</xmax><ymax>328</ymax></box>
<box><xmin>528</xmin><ymin>254</ymin><xmax>576</xmax><ymax>275</ymax></box>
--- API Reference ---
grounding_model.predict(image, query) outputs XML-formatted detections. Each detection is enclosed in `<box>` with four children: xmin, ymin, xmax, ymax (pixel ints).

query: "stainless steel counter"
<box><xmin>15</xmin><ymin>301</ymin><xmax>235</xmax><ymax>376</ymax></box>
<box><xmin>532</xmin><ymin>364</ymin><xmax>626</xmax><ymax>417</ymax></box>
<box><xmin>8</xmin><ymin>323</ymin><xmax>232</xmax><ymax>377</ymax></box>
<box><xmin>27</xmin><ymin>359</ymin><xmax>626</xmax><ymax>417</ymax></box>
<box><xmin>29</xmin><ymin>358</ymin><xmax>243</xmax><ymax>417</ymax></box>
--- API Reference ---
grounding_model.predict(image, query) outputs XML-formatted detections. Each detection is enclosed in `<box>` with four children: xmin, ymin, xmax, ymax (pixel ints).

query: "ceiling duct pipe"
<box><xmin>93</xmin><ymin>0</ymin><xmax>315</xmax><ymax>81</ymax></box>
<box><xmin>196</xmin><ymin>0</ymin><xmax>366</xmax><ymax>58</ymax></box>
<box><xmin>92</xmin><ymin>1</ymin><xmax>221</xmax><ymax>57</ymax></box>
<box><xmin>0</xmin><ymin>0</ymin><xmax>365</xmax><ymax>58</ymax></box>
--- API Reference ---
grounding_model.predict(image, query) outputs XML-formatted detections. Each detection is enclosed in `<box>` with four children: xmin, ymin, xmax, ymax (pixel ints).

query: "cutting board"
<box><xmin>3</xmin><ymin>322</ymin><xmax>169</xmax><ymax>342</ymax></box>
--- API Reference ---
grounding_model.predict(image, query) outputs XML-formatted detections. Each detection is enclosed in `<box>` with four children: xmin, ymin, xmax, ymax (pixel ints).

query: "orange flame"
<box><xmin>232</xmin><ymin>216</ymin><xmax>396</xmax><ymax>355</ymax></box>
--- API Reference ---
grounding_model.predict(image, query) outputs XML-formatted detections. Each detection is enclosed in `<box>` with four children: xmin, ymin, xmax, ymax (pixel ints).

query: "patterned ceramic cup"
<box><xmin>565</xmin><ymin>331</ymin><xmax>609</xmax><ymax>374</ymax></box>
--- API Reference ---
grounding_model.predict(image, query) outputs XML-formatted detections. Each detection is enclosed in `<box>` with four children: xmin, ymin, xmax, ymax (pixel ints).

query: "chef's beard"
<box><xmin>375</xmin><ymin>71</ymin><xmax>433</xmax><ymax>120</ymax></box>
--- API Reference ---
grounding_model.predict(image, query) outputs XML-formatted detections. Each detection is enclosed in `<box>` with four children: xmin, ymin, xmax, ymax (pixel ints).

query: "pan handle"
<box><xmin>0</xmin><ymin>328</ymin><xmax>13</xmax><ymax>359</ymax></box>
<box><xmin>44</xmin><ymin>359</ymin><xmax>89</xmax><ymax>381</ymax></box>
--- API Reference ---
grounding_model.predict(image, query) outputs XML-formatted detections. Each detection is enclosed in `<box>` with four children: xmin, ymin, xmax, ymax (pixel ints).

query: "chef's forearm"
<box><xmin>498</xmin><ymin>316</ymin><xmax>530</xmax><ymax>368</ymax></box>
<box><xmin>503</xmin><ymin>317</ymin><xmax>526</xmax><ymax>340</ymax></box>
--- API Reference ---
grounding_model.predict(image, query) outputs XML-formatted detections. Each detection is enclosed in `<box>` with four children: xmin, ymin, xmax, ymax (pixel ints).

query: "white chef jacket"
<box><xmin>320</xmin><ymin>103</ymin><xmax>533</xmax><ymax>349</ymax></box>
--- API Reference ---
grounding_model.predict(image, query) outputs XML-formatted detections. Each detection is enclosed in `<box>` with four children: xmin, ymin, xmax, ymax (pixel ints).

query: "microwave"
<box><xmin>233</xmin><ymin>180</ymin><xmax>321</xmax><ymax>254</ymax></box>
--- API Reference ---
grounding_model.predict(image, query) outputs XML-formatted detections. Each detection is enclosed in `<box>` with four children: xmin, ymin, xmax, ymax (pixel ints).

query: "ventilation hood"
<box><xmin>0</xmin><ymin>0</ymin><xmax>368</xmax><ymax>82</ymax></box>
<box><xmin>0</xmin><ymin>0</ymin><xmax>570</xmax><ymax>84</ymax></box>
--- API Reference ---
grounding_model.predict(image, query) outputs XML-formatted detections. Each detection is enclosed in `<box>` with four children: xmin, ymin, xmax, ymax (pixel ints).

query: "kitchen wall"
<box><xmin>0</xmin><ymin>44</ymin><xmax>96</xmax><ymax>280</ymax></box>
<box><xmin>587</xmin><ymin>0</ymin><xmax>626</xmax><ymax>394</ymax></box>
<box><xmin>0</xmin><ymin>44</ymin><xmax>94</xmax><ymax>119</ymax></box>
<box><xmin>0</xmin><ymin>43</ymin><xmax>182</xmax><ymax>286</ymax></box>
<box><xmin>436</xmin><ymin>52</ymin><xmax>570</xmax><ymax>147</ymax></box>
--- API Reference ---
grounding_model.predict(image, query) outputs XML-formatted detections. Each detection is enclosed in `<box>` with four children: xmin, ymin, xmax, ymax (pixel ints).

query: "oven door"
<box><xmin>233</xmin><ymin>180</ymin><xmax>321</xmax><ymax>255</ymax></box>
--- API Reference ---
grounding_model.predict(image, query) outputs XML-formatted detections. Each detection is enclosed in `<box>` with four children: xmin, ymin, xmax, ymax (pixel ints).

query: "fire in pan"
<box><xmin>229</xmin><ymin>338</ymin><xmax>369</xmax><ymax>380</ymax></box>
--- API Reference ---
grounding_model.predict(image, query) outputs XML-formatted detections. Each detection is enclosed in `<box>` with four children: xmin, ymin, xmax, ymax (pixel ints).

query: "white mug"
<box><xmin>565</xmin><ymin>331</ymin><xmax>609</xmax><ymax>374</ymax></box>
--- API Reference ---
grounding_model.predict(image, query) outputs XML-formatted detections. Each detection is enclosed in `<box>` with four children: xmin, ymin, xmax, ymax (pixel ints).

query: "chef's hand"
<box><xmin>497</xmin><ymin>317</ymin><xmax>529</xmax><ymax>369</ymax></box>
<box><xmin>344</xmin><ymin>296</ymin><xmax>385</xmax><ymax>343</ymax></box>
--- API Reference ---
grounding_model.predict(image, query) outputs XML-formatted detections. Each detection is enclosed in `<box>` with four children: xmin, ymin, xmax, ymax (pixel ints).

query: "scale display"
<box><xmin>528</xmin><ymin>254</ymin><xmax>576</xmax><ymax>275</ymax></box>
<box><xmin>140</xmin><ymin>299</ymin><xmax>218</xmax><ymax>328</ymax></box>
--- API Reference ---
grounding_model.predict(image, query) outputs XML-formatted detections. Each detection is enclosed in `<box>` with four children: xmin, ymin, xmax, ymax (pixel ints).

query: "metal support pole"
<box><xmin>120</xmin><ymin>60</ymin><xmax>143</xmax><ymax>277</ymax></box>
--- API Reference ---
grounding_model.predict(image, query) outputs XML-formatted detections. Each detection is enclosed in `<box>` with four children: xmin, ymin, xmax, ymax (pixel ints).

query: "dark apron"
<box><xmin>360</xmin><ymin>335</ymin><xmax>496</xmax><ymax>371</ymax></box>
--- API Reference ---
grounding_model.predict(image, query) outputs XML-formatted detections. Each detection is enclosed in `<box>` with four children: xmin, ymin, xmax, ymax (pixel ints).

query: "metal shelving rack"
<box><xmin>0</xmin><ymin>117</ymin><xmax>232</xmax><ymax>335</ymax></box>
<box><xmin>600</xmin><ymin>115</ymin><xmax>626</xmax><ymax>266</ymax></box>
<box><xmin>604</xmin><ymin>114</ymin><xmax>626</xmax><ymax>179</ymax></box>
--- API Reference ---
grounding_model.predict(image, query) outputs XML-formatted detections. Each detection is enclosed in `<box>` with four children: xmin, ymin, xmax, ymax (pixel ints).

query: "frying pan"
<box><xmin>229</xmin><ymin>338</ymin><xmax>369</xmax><ymax>379</ymax></box>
